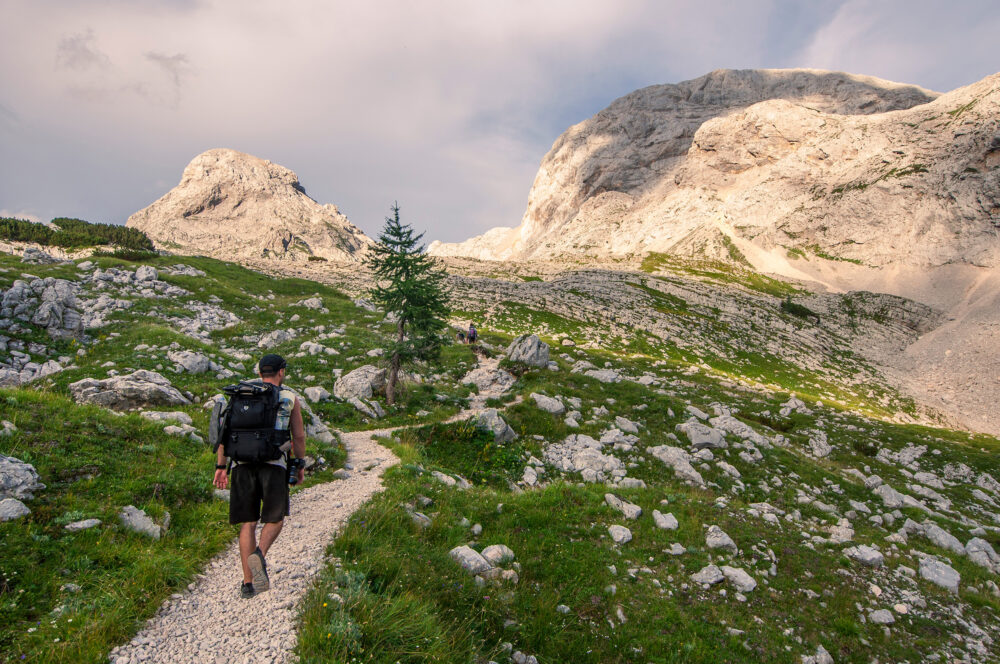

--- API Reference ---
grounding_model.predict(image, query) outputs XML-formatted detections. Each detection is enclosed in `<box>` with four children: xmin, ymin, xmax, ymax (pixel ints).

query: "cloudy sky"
<box><xmin>1</xmin><ymin>0</ymin><xmax>998</xmax><ymax>243</ymax></box>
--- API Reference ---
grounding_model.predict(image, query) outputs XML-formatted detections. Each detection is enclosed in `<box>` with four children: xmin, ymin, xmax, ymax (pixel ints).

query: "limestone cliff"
<box><xmin>127</xmin><ymin>149</ymin><xmax>372</xmax><ymax>262</ymax></box>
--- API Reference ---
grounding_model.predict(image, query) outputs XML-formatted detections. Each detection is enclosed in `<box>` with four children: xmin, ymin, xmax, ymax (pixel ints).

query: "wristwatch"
<box><xmin>215</xmin><ymin>464</ymin><xmax>226</xmax><ymax>469</ymax></box>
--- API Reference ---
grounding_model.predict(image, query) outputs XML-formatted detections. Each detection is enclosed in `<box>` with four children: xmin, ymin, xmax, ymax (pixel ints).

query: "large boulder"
<box><xmin>0</xmin><ymin>498</ymin><xmax>31</xmax><ymax>521</ymax></box>
<box><xmin>506</xmin><ymin>334</ymin><xmax>550</xmax><ymax>367</ymax></box>
<box><xmin>475</xmin><ymin>409</ymin><xmax>517</xmax><ymax>443</ymax></box>
<box><xmin>0</xmin><ymin>455</ymin><xmax>45</xmax><ymax>500</ymax></box>
<box><xmin>647</xmin><ymin>445</ymin><xmax>705</xmax><ymax>486</ymax></box>
<box><xmin>461</xmin><ymin>366</ymin><xmax>516</xmax><ymax>393</ymax></box>
<box><xmin>69</xmin><ymin>370</ymin><xmax>190</xmax><ymax>411</ymax></box>
<box><xmin>333</xmin><ymin>365</ymin><xmax>386</xmax><ymax>400</ymax></box>
<box><xmin>167</xmin><ymin>350</ymin><xmax>211</xmax><ymax>374</ymax></box>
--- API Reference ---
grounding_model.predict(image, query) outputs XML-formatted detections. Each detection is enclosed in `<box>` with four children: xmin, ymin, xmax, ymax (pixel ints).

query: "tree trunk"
<box><xmin>386</xmin><ymin>317</ymin><xmax>406</xmax><ymax>406</ymax></box>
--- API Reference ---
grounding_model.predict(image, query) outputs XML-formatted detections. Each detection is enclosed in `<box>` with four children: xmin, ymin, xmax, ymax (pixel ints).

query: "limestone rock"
<box><xmin>604</xmin><ymin>493</ymin><xmax>642</xmax><ymax>520</ymax></box>
<box><xmin>705</xmin><ymin>525</ymin><xmax>738</xmax><ymax>554</ymax></box>
<box><xmin>0</xmin><ymin>455</ymin><xmax>45</xmax><ymax>500</ymax></box>
<box><xmin>919</xmin><ymin>558</ymin><xmax>960</xmax><ymax>593</ymax></box>
<box><xmin>506</xmin><ymin>334</ymin><xmax>550</xmax><ymax>367</ymax></box>
<box><xmin>167</xmin><ymin>350</ymin><xmax>211</xmax><ymax>374</ymax></box>
<box><xmin>676</xmin><ymin>420</ymin><xmax>726</xmax><ymax>449</ymax></box>
<box><xmin>462</xmin><ymin>366</ymin><xmax>516</xmax><ymax>393</ymax></box>
<box><xmin>653</xmin><ymin>510</ymin><xmax>678</xmax><ymax>530</ymax></box>
<box><xmin>449</xmin><ymin>545</ymin><xmax>492</xmax><ymax>575</ymax></box>
<box><xmin>721</xmin><ymin>565</ymin><xmax>757</xmax><ymax>592</ymax></box>
<box><xmin>65</xmin><ymin>518</ymin><xmax>102</xmax><ymax>532</ymax></box>
<box><xmin>691</xmin><ymin>565</ymin><xmax>724</xmax><ymax>585</ymax></box>
<box><xmin>647</xmin><ymin>445</ymin><xmax>705</xmax><ymax>486</ymax></box>
<box><xmin>844</xmin><ymin>545</ymin><xmax>885</xmax><ymax>568</ymax></box>
<box><xmin>69</xmin><ymin>370</ymin><xmax>190</xmax><ymax>411</ymax></box>
<box><xmin>608</xmin><ymin>525</ymin><xmax>632</xmax><ymax>544</ymax></box>
<box><xmin>304</xmin><ymin>386</ymin><xmax>331</xmax><ymax>403</ymax></box>
<box><xmin>0</xmin><ymin>497</ymin><xmax>30</xmax><ymax>521</ymax></box>
<box><xmin>966</xmin><ymin>537</ymin><xmax>1000</xmax><ymax>572</ymax></box>
<box><xmin>481</xmin><ymin>544</ymin><xmax>516</xmax><ymax>566</ymax></box>
<box><xmin>475</xmin><ymin>409</ymin><xmax>517</xmax><ymax>443</ymax></box>
<box><xmin>333</xmin><ymin>365</ymin><xmax>386</xmax><ymax>400</ymax></box>
<box><xmin>119</xmin><ymin>505</ymin><xmax>161</xmax><ymax>539</ymax></box>
<box><xmin>127</xmin><ymin>149</ymin><xmax>373</xmax><ymax>263</ymax></box>
<box><xmin>530</xmin><ymin>392</ymin><xmax>565</xmax><ymax>415</ymax></box>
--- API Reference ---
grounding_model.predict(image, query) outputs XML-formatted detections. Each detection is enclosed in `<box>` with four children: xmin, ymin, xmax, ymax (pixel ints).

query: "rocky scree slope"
<box><xmin>127</xmin><ymin>148</ymin><xmax>373</xmax><ymax>263</ymax></box>
<box><xmin>429</xmin><ymin>68</ymin><xmax>1000</xmax><ymax>267</ymax></box>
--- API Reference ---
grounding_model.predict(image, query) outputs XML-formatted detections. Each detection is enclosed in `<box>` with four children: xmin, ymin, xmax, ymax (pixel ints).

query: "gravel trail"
<box><xmin>108</xmin><ymin>428</ymin><xmax>399</xmax><ymax>664</ymax></box>
<box><xmin>109</xmin><ymin>353</ymin><xmax>510</xmax><ymax>663</ymax></box>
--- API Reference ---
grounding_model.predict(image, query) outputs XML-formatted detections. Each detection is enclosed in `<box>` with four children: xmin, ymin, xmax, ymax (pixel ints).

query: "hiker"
<box><xmin>212</xmin><ymin>353</ymin><xmax>306</xmax><ymax>599</ymax></box>
<box><xmin>456</xmin><ymin>330</ymin><xmax>466</xmax><ymax>343</ymax></box>
<box><xmin>467</xmin><ymin>322</ymin><xmax>477</xmax><ymax>344</ymax></box>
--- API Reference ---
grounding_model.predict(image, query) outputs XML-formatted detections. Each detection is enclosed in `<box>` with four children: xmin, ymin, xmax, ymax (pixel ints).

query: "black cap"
<box><xmin>258</xmin><ymin>353</ymin><xmax>287</xmax><ymax>373</ymax></box>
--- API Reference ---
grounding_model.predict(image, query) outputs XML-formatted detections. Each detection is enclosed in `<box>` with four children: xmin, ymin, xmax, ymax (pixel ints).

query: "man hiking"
<box><xmin>467</xmin><ymin>322</ymin><xmax>478</xmax><ymax>344</ymax></box>
<box><xmin>213</xmin><ymin>353</ymin><xmax>306</xmax><ymax>598</ymax></box>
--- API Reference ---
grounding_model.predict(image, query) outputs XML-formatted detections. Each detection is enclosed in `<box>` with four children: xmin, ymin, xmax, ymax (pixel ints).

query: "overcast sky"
<box><xmin>1</xmin><ymin>0</ymin><xmax>998</xmax><ymax>243</ymax></box>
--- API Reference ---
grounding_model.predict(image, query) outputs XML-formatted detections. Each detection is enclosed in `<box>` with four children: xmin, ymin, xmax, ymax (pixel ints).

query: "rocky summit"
<box><xmin>127</xmin><ymin>148</ymin><xmax>373</xmax><ymax>263</ymax></box>
<box><xmin>430</xmin><ymin>68</ymin><xmax>999</xmax><ymax>267</ymax></box>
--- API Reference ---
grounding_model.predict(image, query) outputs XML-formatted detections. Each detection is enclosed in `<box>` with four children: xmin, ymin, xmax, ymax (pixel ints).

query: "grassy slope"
<box><xmin>297</xmin><ymin>322</ymin><xmax>1000</xmax><ymax>663</ymax></box>
<box><xmin>0</xmin><ymin>251</ymin><xmax>471</xmax><ymax>663</ymax></box>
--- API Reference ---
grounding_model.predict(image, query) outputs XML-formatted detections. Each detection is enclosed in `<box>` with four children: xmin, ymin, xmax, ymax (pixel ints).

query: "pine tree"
<box><xmin>365</xmin><ymin>203</ymin><xmax>450</xmax><ymax>405</ymax></box>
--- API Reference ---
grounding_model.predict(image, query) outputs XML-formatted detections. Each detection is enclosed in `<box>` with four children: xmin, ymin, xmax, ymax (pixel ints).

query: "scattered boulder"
<box><xmin>676</xmin><ymin>420</ymin><xmax>726</xmax><ymax>449</ymax></box>
<box><xmin>844</xmin><ymin>545</ymin><xmax>885</xmax><ymax>568</ymax></box>
<box><xmin>705</xmin><ymin>525</ymin><xmax>738</xmax><ymax>554</ymax></box>
<box><xmin>920</xmin><ymin>520</ymin><xmax>965</xmax><ymax>555</ymax></box>
<box><xmin>304</xmin><ymin>386</ymin><xmax>331</xmax><ymax>403</ymax></box>
<box><xmin>691</xmin><ymin>565</ymin><xmax>724</xmax><ymax>585</ymax></box>
<box><xmin>919</xmin><ymin>558</ymin><xmax>960</xmax><ymax>593</ymax></box>
<box><xmin>140</xmin><ymin>411</ymin><xmax>193</xmax><ymax>426</ymax></box>
<box><xmin>584</xmin><ymin>368</ymin><xmax>620</xmax><ymax>384</ymax></box>
<box><xmin>543</xmin><ymin>434</ymin><xmax>625</xmax><ymax>483</ymax></box>
<box><xmin>134</xmin><ymin>265</ymin><xmax>158</xmax><ymax>282</ymax></box>
<box><xmin>167</xmin><ymin>350</ymin><xmax>211</xmax><ymax>374</ymax></box>
<box><xmin>294</xmin><ymin>297</ymin><xmax>323</xmax><ymax>309</ymax></box>
<box><xmin>64</xmin><ymin>518</ymin><xmax>102</xmax><ymax>532</ymax></box>
<box><xmin>869</xmin><ymin>609</ymin><xmax>895</xmax><ymax>625</ymax></box>
<box><xmin>608</xmin><ymin>525</ymin><xmax>632</xmax><ymax>544</ymax></box>
<box><xmin>530</xmin><ymin>392</ymin><xmax>565</xmax><ymax>415</ymax></box>
<box><xmin>333</xmin><ymin>365</ymin><xmax>386</xmax><ymax>400</ymax></box>
<box><xmin>614</xmin><ymin>416</ymin><xmax>639</xmax><ymax>434</ymax></box>
<box><xmin>0</xmin><ymin>497</ymin><xmax>30</xmax><ymax>522</ymax></box>
<box><xmin>506</xmin><ymin>334</ymin><xmax>550</xmax><ymax>367</ymax></box>
<box><xmin>119</xmin><ymin>505</ymin><xmax>161</xmax><ymax>539</ymax></box>
<box><xmin>258</xmin><ymin>328</ymin><xmax>296</xmax><ymax>348</ymax></box>
<box><xmin>966</xmin><ymin>537</ymin><xmax>1000</xmax><ymax>572</ymax></box>
<box><xmin>0</xmin><ymin>455</ymin><xmax>45</xmax><ymax>500</ymax></box>
<box><xmin>481</xmin><ymin>544</ymin><xmax>516</xmax><ymax>566</ymax></box>
<box><xmin>721</xmin><ymin>566</ymin><xmax>757</xmax><ymax>592</ymax></box>
<box><xmin>462</xmin><ymin>365</ymin><xmax>516</xmax><ymax>393</ymax></box>
<box><xmin>449</xmin><ymin>545</ymin><xmax>492</xmax><ymax>575</ymax></box>
<box><xmin>653</xmin><ymin>510</ymin><xmax>679</xmax><ymax>530</ymax></box>
<box><xmin>647</xmin><ymin>445</ymin><xmax>705</xmax><ymax>486</ymax></box>
<box><xmin>69</xmin><ymin>370</ymin><xmax>190</xmax><ymax>410</ymax></box>
<box><xmin>348</xmin><ymin>396</ymin><xmax>385</xmax><ymax>419</ymax></box>
<box><xmin>605</xmin><ymin>493</ymin><xmax>642</xmax><ymax>520</ymax></box>
<box><xmin>475</xmin><ymin>409</ymin><xmax>517</xmax><ymax>443</ymax></box>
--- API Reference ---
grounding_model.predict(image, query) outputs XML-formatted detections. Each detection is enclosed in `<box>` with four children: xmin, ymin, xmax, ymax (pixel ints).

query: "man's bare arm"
<box><xmin>290</xmin><ymin>398</ymin><xmax>306</xmax><ymax>459</ymax></box>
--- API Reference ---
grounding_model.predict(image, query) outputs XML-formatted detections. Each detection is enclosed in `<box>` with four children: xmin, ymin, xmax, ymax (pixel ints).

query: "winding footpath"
<box><xmin>109</xmin><ymin>351</ymin><xmax>511</xmax><ymax>664</ymax></box>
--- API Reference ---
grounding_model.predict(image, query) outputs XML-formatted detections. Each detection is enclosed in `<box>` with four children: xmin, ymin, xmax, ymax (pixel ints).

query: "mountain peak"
<box><xmin>127</xmin><ymin>149</ymin><xmax>372</xmax><ymax>262</ymax></box>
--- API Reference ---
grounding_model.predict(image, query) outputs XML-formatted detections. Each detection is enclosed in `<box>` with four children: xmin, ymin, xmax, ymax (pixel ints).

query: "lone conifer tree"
<box><xmin>365</xmin><ymin>203</ymin><xmax>450</xmax><ymax>405</ymax></box>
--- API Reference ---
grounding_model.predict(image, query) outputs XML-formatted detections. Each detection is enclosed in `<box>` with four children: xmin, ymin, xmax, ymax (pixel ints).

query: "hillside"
<box><xmin>126</xmin><ymin>149</ymin><xmax>373</xmax><ymax>263</ymax></box>
<box><xmin>0</xmin><ymin>248</ymin><xmax>997</xmax><ymax>663</ymax></box>
<box><xmin>429</xmin><ymin>68</ymin><xmax>999</xmax><ymax>267</ymax></box>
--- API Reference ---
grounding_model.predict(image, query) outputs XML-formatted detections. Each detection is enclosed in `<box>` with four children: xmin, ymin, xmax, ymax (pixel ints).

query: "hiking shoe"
<box><xmin>249</xmin><ymin>547</ymin><xmax>269</xmax><ymax>593</ymax></box>
<box><xmin>240</xmin><ymin>581</ymin><xmax>255</xmax><ymax>599</ymax></box>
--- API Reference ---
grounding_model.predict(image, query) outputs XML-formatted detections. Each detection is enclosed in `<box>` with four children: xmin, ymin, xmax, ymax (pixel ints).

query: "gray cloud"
<box><xmin>144</xmin><ymin>51</ymin><xmax>190</xmax><ymax>104</ymax></box>
<box><xmin>55</xmin><ymin>28</ymin><xmax>111</xmax><ymax>71</ymax></box>
<box><xmin>0</xmin><ymin>0</ymin><xmax>997</xmax><ymax>243</ymax></box>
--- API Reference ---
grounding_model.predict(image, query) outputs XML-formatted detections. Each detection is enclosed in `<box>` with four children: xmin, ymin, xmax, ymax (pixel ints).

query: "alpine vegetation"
<box><xmin>364</xmin><ymin>203</ymin><xmax>450</xmax><ymax>405</ymax></box>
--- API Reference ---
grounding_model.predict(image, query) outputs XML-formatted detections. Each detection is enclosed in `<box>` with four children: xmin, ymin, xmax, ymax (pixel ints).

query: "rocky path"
<box><xmin>108</xmin><ymin>353</ymin><xmax>512</xmax><ymax>664</ymax></box>
<box><xmin>108</xmin><ymin>428</ymin><xmax>399</xmax><ymax>664</ymax></box>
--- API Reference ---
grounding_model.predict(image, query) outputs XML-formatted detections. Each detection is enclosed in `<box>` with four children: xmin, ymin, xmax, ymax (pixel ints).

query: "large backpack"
<box><xmin>215</xmin><ymin>381</ymin><xmax>290</xmax><ymax>463</ymax></box>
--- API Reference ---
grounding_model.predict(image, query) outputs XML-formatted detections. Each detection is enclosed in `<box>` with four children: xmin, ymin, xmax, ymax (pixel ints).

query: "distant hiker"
<box><xmin>457</xmin><ymin>330</ymin><xmax>466</xmax><ymax>343</ymax></box>
<box><xmin>467</xmin><ymin>323</ymin><xmax>478</xmax><ymax>344</ymax></box>
<box><xmin>212</xmin><ymin>353</ymin><xmax>306</xmax><ymax>599</ymax></box>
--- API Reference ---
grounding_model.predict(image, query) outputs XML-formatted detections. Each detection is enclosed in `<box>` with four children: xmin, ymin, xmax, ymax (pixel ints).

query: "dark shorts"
<box><xmin>229</xmin><ymin>463</ymin><xmax>289</xmax><ymax>524</ymax></box>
